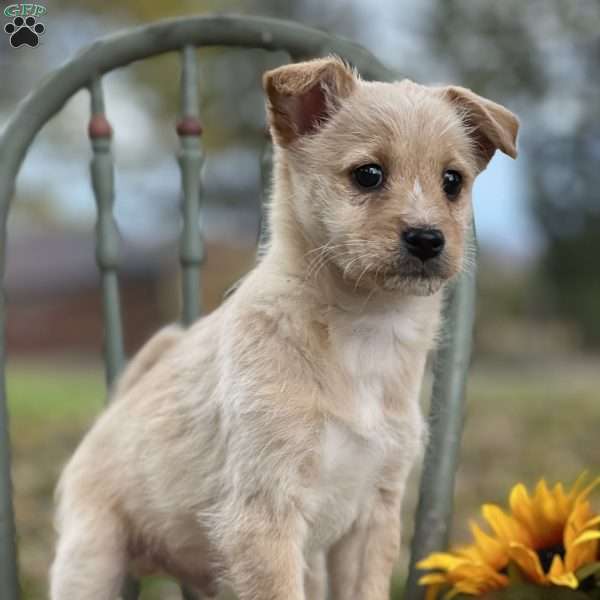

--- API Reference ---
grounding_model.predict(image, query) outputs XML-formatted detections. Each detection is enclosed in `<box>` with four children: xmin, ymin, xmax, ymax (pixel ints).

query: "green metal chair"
<box><xmin>0</xmin><ymin>14</ymin><xmax>475</xmax><ymax>600</ymax></box>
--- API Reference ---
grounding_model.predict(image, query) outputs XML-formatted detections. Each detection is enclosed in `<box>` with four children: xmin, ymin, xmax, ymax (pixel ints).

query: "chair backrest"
<box><xmin>0</xmin><ymin>14</ymin><xmax>475</xmax><ymax>600</ymax></box>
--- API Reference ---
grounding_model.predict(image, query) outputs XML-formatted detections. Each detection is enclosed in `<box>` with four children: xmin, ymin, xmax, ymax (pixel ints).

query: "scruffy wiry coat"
<box><xmin>51</xmin><ymin>57</ymin><xmax>518</xmax><ymax>600</ymax></box>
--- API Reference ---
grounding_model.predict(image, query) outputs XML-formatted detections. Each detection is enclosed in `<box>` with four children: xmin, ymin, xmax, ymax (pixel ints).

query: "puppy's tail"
<box><xmin>112</xmin><ymin>323</ymin><xmax>184</xmax><ymax>398</ymax></box>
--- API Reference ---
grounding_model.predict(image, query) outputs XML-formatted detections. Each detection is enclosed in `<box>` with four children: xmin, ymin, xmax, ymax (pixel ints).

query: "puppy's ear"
<box><xmin>441</xmin><ymin>86</ymin><xmax>519</xmax><ymax>170</ymax></box>
<box><xmin>263</xmin><ymin>56</ymin><xmax>357</xmax><ymax>146</ymax></box>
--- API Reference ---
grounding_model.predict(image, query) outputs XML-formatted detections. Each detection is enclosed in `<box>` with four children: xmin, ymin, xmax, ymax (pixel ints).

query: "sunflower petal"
<box><xmin>482</xmin><ymin>504</ymin><xmax>531</xmax><ymax>545</ymax></box>
<box><xmin>582</xmin><ymin>515</ymin><xmax>600</xmax><ymax>529</ymax></box>
<box><xmin>565</xmin><ymin>517</ymin><xmax>599</xmax><ymax>572</ymax></box>
<box><xmin>548</xmin><ymin>572</ymin><xmax>579</xmax><ymax>589</ymax></box>
<box><xmin>419</xmin><ymin>574</ymin><xmax>449</xmax><ymax>585</ymax></box>
<box><xmin>554</xmin><ymin>482</ymin><xmax>572</xmax><ymax>518</ymax></box>
<box><xmin>548</xmin><ymin>554</ymin><xmax>566</xmax><ymax>578</ymax></box>
<box><xmin>574</xmin><ymin>476</ymin><xmax>600</xmax><ymax>504</ymax></box>
<box><xmin>536</xmin><ymin>479</ymin><xmax>559</xmax><ymax>524</ymax></box>
<box><xmin>452</xmin><ymin>563</ymin><xmax>508</xmax><ymax>586</ymax></box>
<box><xmin>510</xmin><ymin>483</ymin><xmax>537</xmax><ymax>531</ymax></box>
<box><xmin>507</xmin><ymin>543</ymin><xmax>546</xmax><ymax>584</ymax></box>
<box><xmin>568</xmin><ymin>472</ymin><xmax>589</xmax><ymax>502</ymax></box>
<box><xmin>547</xmin><ymin>554</ymin><xmax>579</xmax><ymax>589</ymax></box>
<box><xmin>573</xmin><ymin>530</ymin><xmax>600</xmax><ymax>546</ymax></box>
<box><xmin>469</xmin><ymin>521</ymin><xmax>508</xmax><ymax>569</ymax></box>
<box><xmin>455</xmin><ymin>543</ymin><xmax>482</xmax><ymax>562</ymax></box>
<box><xmin>417</xmin><ymin>553</ymin><xmax>468</xmax><ymax>571</ymax></box>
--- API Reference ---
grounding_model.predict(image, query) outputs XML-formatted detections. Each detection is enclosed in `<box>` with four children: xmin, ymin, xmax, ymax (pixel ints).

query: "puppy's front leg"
<box><xmin>354</xmin><ymin>486</ymin><xmax>403</xmax><ymax>600</ymax></box>
<box><xmin>328</xmin><ymin>519</ymin><xmax>368</xmax><ymax>599</ymax></box>
<box><xmin>305</xmin><ymin>552</ymin><xmax>327</xmax><ymax>600</ymax></box>
<box><xmin>223</xmin><ymin>503</ymin><xmax>307</xmax><ymax>600</ymax></box>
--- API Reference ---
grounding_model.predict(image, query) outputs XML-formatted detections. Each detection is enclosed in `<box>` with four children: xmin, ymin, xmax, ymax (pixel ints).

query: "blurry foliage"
<box><xmin>426</xmin><ymin>0</ymin><xmax>600</xmax><ymax>347</ymax></box>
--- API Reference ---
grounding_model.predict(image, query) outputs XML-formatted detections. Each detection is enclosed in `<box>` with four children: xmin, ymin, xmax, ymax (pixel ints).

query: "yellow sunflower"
<box><xmin>418</xmin><ymin>475</ymin><xmax>600</xmax><ymax>599</ymax></box>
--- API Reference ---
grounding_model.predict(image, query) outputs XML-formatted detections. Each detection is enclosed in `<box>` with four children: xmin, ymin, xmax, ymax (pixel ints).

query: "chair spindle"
<box><xmin>177</xmin><ymin>45</ymin><xmax>205</xmax><ymax>327</ymax></box>
<box><xmin>89</xmin><ymin>77</ymin><xmax>126</xmax><ymax>387</ymax></box>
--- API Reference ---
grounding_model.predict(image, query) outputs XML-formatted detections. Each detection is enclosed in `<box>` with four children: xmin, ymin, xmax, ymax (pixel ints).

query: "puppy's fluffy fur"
<box><xmin>50</xmin><ymin>57</ymin><xmax>518</xmax><ymax>600</ymax></box>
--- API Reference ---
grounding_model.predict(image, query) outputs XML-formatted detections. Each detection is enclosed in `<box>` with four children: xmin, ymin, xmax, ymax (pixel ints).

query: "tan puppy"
<box><xmin>50</xmin><ymin>57</ymin><xmax>518</xmax><ymax>600</ymax></box>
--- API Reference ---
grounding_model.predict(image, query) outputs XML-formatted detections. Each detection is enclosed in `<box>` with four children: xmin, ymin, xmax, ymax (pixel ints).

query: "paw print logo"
<box><xmin>4</xmin><ymin>16</ymin><xmax>45</xmax><ymax>48</ymax></box>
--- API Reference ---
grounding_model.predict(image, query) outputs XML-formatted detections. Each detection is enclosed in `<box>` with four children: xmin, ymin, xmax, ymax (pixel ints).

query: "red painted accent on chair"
<box><xmin>176</xmin><ymin>116</ymin><xmax>203</xmax><ymax>136</ymax></box>
<box><xmin>88</xmin><ymin>114</ymin><xmax>112</xmax><ymax>139</ymax></box>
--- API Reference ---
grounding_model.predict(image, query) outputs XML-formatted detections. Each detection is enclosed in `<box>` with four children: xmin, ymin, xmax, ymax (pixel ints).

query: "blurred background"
<box><xmin>1</xmin><ymin>0</ymin><xmax>599</xmax><ymax>598</ymax></box>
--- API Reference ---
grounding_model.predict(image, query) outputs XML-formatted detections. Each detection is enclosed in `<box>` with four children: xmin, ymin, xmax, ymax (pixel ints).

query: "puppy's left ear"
<box><xmin>263</xmin><ymin>56</ymin><xmax>357</xmax><ymax>146</ymax></box>
<box><xmin>441</xmin><ymin>86</ymin><xmax>519</xmax><ymax>170</ymax></box>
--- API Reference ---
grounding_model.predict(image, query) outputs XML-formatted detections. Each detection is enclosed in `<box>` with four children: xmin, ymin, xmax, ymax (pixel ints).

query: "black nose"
<box><xmin>402</xmin><ymin>228</ymin><xmax>445</xmax><ymax>261</ymax></box>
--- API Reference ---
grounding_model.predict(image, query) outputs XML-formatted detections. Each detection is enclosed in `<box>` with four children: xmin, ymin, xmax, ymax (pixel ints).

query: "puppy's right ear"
<box><xmin>263</xmin><ymin>57</ymin><xmax>357</xmax><ymax>146</ymax></box>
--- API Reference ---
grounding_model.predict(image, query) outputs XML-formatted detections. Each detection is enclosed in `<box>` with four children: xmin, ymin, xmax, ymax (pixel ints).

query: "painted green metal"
<box><xmin>89</xmin><ymin>78</ymin><xmax>126</xmax><ymax>386</ymax></box>
<box><xmin>177</xmin><ymin>45</ymin><xmax>204</xmax><ymax>600</ymax></box>
<box><xmin>176</xmin><ymin>48</ymin><xmax>204</xmax><ymax>600</ymax></box>
<box><xmin>0</xmin><ymin>202</ymin><xmax>19</xmax><ymax>600</ymax></box>
<box><xmin>177</xmin><ymin>45</ymin><xmax>204</xmax><ymax>327</ymax></box>
<box><xmin>404</xmin><ymin>228</ymin><xmax>477</xmax><ymax>600</ymax></box>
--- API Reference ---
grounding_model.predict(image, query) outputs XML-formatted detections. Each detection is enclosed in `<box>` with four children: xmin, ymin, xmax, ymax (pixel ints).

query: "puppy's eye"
<box><xmin>352</xmin><ymin>164</ymin><xmax>384</xmax><ymax>190</ymax></box>
<box><xmin>442</xmin><ymin>170</ymin><xmax>463</xmax><ymax>199</ymax></box>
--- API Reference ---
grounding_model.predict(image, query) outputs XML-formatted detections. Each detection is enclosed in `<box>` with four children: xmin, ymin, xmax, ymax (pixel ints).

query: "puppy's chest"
<box><xmin>305</xmin><ymin>312</ymin><xmax>426</xmax><ymax>550</ymax></box>
<box><xmin>308</xmin><ymin>419</ymin><xmax>390</xmax><ymax>548</ymax></box>
<box><xmin>306</xmin><ymin>392</ymin><xmax>410</xmax><ymax>552</ymax></box>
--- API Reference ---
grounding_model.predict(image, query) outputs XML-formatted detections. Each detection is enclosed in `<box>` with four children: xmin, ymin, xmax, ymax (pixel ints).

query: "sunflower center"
<box><xmin>537</xmin><ymin>543</ymin><xmax>565</xmax><ymax>573</ymax></box>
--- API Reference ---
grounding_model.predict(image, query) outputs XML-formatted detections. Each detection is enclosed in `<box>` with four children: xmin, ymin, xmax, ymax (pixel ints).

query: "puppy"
<box><xmin>50</xmin><ymin>57</ymin><xmax>518</xmax><ymax>600</ymax></box>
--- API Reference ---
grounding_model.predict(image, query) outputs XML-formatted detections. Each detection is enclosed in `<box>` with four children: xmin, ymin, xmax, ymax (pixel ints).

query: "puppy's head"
<box><xmin>264</xmin><ymin>57</ymin><xmax>519</xmax><ymax>296</ymax></box>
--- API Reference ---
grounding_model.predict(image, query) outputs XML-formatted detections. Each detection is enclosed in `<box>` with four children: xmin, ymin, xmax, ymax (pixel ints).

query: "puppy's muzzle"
<box><xmin>402</xmin><ymin>228</ymin><xmax>445</xmax><ymax>262</ymax></box>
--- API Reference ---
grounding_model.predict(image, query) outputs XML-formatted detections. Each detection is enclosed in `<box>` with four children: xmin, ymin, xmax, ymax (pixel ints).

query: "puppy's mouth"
<box><xmin>332</xmin><ymin>246</ymin><xmax>456</xmax><ymax>296</ymax></box>
<box><xmin>379</xmin><ymin>256</ymin><xmax>453</xmax><ymax>295</ymax></box>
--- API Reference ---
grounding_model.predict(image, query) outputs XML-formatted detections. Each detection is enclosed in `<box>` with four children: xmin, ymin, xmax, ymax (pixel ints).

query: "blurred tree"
<box><xmin>426</xmin><ymin>0</ymin><xmax>600</xmax><ymax>348</ymax></box>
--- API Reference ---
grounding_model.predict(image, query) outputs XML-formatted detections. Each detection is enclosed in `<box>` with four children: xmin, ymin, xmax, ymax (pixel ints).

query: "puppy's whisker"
<box><xmin>305</xmin><ymin>240</ymin><xmax>381</xmax><ymax>279</ymax></box>
<box><xmin>308</xmin><ymin>248</ymin><xmax>347</xmax><ymax>281</ymax></box>
<box><xmin>304</xmin><ymin>242</ymin><xmax>339</xmax><ymax>258</ymax></box>
<box><xmin>305</xmin><ymin>243</ymin><xmax>337</xmax><ymax>279</ymax></box>
<box><xmin>307</xmin><ymin>243</ymin><xmax>375</xmax><ymax>282</ymax></box>
<box><xmin>342</xmin><ymin>254</ymin><xmax>367</xmax><ymax>281</ymax></box>
<box><xmin>354</xmin><ymin>259</ymin><xmax>377</xmax><ymax>292</ymax></box>
<box><xmin>374</xmin><ymin>262</ymin><xmax>385</xmax><ymax>285</ymax></box>
<box><xmin>343</xmin><ymin>251</ymin><xmax>381</xmax><ymax>284</ymax></box>
<box><xmin>309</xmin><ymin>255</ymin><xmax>332</xmax><ymax>280</ymax></box>
<box><xmin>358</xmin><ymin>279</ymin><xmax>380</xmax><ymax>313</ymax></box>
<box><xmin>309</xmin><ymin>248</ymin><xmax>342</xmax><ymax>281</ymax></box>
<box><xmin>313</xmin><ymin>248</ymin><xmax>362</xmax><ymax>280</ymax></box>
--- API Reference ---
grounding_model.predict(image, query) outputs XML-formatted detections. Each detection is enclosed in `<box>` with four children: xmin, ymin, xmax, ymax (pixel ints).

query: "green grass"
<box><xmin>5</xmin><ymin>357</ymin><xmax>600</xmax><ymax>599</ymax></box>
<box><xmin>6</xmin><ymin>359</ymin><xmax>105</xmax><ymax>600</ymax></box>
<box><xmin>7</xmin><ymin>359</ymin><xmax>104</xmax><ymax>422</ymax></box>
